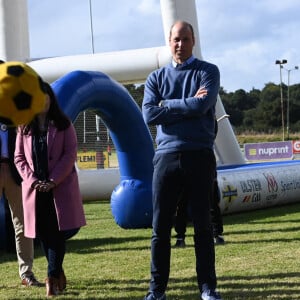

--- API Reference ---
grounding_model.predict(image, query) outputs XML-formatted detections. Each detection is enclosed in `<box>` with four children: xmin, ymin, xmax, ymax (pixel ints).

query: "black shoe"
<box><xmin>174</xmin><ymin>238</ymin><xmax>186</xmax><ymax>248</ymax></box>
<box><xmin>144</xmin><ymin>291</ymin><xmax>166</xmax><ymax>300</ymax></box>
<box><xmin>214</xmin><ymin>235</ymin><xmax>225</xmax><ymax>245</ymax></box>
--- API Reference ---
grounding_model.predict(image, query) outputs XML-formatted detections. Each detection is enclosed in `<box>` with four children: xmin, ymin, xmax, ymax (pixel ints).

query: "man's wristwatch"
<box><xmin>158</xmin><ymin>100</ymin><xmax>165</xmax><ymax>107</ymax></box>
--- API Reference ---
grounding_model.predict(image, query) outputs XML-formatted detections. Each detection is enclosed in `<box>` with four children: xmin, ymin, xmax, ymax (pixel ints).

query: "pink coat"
<box><xmin>14</xmin><ymin>122</ymin><xmax>86</xmax><ymax>238</ymax></box>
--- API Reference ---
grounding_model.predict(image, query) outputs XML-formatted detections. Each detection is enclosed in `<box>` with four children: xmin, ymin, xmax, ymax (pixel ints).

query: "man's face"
<box><xmin>169</xmin><ymin>23</ymin><xmax>195</xmax><ymax>64</ymax></box>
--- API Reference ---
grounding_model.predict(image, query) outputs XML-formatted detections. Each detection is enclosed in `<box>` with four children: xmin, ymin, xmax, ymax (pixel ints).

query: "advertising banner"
<box><xmin>244</xmin><ymin>141</ymin><xmax>293</xmax><ymax>161</ymax></box>
<box><xmin>292</xmin><ymin>140</ymin><xmax>300</xmax><ymax>154</ymax></box>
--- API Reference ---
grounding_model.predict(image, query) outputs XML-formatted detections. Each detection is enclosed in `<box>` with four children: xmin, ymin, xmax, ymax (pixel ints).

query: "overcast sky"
<box><xmin>27</xmin><ymin>0</ymin><xmax>300</xmax><ymax>92</ymax></box>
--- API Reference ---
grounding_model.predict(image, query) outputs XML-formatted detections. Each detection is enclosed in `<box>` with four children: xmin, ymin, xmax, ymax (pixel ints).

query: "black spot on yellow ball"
<box><xmin>13</xmin><ymin>91</ymin><xmax>32</xmax><ymax>110</ymax></box>
<box><xmin>7</xmin><ymin>65</ymin><xmax>25</xmax><ymax>77</ymax></box>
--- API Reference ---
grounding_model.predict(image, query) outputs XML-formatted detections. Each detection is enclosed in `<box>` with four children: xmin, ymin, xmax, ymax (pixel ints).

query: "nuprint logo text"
<box><xmin>258</xmin><ymin>145</ymin><xmax>289</xmax><ymax>156</ymax></box>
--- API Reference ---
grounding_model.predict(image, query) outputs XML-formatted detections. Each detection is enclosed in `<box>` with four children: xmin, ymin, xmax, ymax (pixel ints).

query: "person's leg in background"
<box><xmin>174</xmin><ymin>192</ymin><xmax>188</xmax><ymax>247</ymax></box>
<box><xmin>210</xmin><ymin>176</ymin><xmax>225</xmax><ymax>245</ymax></box>
<box><xmin>3</xmin><ymin>163</ymin><xmax>40</xmax><ymax>286</ymax></box>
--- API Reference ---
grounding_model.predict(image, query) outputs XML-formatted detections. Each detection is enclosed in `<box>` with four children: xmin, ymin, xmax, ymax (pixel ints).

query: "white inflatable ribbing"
<box><xmin>28</xmin><ymin>46</ymin><xmax>172</xmax><ymax>85</ymax></box>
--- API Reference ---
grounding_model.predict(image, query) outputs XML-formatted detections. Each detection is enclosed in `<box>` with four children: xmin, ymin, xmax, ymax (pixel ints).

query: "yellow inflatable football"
<box><xmin>0</xmin><ymin>61</ymin><xmax>46</xmax><ymax>126</ymax></box>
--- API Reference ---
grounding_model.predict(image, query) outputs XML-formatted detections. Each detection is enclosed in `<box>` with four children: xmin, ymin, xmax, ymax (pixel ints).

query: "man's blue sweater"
<box><xmin>142</xmin><ymin>58</ymin><xmax>220</xmax><ymax>153</ymax></box>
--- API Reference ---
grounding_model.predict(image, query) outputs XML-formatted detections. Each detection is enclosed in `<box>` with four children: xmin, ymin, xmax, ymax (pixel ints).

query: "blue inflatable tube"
<box><xmin>52</xmin><ymin>71</ymin><xmax>154</xmax><ymax>228</ymax></box>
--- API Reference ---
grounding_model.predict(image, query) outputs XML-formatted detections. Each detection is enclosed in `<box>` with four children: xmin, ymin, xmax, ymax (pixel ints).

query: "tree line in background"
<box><xmin>127</xmin><ymin>82</ymin><xmax>300</xmax><ymax>135</ymax></box>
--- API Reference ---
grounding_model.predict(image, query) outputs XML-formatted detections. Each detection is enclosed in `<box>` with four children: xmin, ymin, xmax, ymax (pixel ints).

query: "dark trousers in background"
<box><xmin>211</xmin><ymin>178</ymin><xmax>223</xmax><ymax>237</ymax></box>
<box><xmin>174</xmin><ymin>193</ymin><xmax>188</xmax><ymax>240</ymax></box>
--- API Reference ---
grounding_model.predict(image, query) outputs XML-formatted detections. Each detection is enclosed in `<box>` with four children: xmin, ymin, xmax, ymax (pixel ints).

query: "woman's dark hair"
<box><xmin>23</xmin><ymin>82</ymin><xmax>71</xmax><ymax>134</ymax></box>
<box><xmin>43</xmin><ymin>82</ymin><xmax>71</xmax><ymax>129</ymax></box>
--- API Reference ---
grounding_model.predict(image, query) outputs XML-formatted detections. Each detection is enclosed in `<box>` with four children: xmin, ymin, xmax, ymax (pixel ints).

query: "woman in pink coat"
<box><xmin>14</xmin><ymin>82</ymin><xmax>86</xmax><ymax>297</ymax></box>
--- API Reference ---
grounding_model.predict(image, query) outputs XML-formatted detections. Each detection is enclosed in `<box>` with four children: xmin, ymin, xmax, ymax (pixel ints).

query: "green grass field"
<box><xmin>0</xmin><ymin>200</ymin><xmax>300</xmax><ymax>299</ymax></box>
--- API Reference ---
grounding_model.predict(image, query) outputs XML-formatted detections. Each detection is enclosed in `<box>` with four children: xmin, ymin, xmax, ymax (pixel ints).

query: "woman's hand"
<box><xmin>32</xmin><ymin>180</ymin><xmax>56</xmax><ymax>192</ymax></box>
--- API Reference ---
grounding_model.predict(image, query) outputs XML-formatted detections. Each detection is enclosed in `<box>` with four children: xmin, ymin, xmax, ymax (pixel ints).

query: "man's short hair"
<box><xmin>169</xmin><ymin>21</ymin><xmax>195</xmax><ymax>40</ymax></box>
